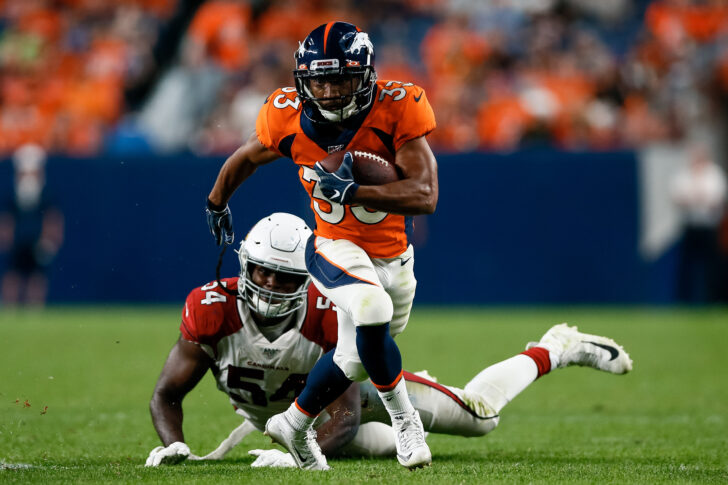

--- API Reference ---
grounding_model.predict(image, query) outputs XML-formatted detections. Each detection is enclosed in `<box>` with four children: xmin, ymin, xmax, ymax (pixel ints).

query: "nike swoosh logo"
<box><xmin>400</xmin><ymin>257</ymin><xmax>412</xmax><ymax>266</ymax></box>
<box><xmin>291</xmin><ymin>447</ymin><xmax>307</xmax><ymax>465</ymax></box>
<box><xmin>398</xmin><ymin>452</ymin><xmax>413</xmax><ymax>462</ymax></box>
<box><xmin>413</xmin><ymin>91</ymin><xmax>423</xmax><ymax>102</ymax></box>
<box><xmin>332</xmin><ymin>189</ymin><xmax>341</xmax><ymax>200</ymax></box>
<box><xmin>585</xmin><ymin>341</ymin><xmax>619</xmax><ymax>361</ymax></box>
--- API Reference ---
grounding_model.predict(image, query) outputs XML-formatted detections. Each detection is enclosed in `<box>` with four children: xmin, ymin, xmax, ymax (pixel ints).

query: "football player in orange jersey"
<box><xmin>205</xmin><ymin>21</ymin><xmax>437</xmax><ymax>469</ymax></box>
<box><xmin>149</xmin><ymin>215</ymin><xmax>633</xmax><ymax>468</ymax></box>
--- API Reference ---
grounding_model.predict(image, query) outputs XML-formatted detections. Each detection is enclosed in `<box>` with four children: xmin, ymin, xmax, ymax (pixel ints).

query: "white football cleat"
<box><xmin>526</xmin><ymin>323</ymin><xmax>633</xmax><ymax>374</ymax></box>
<box><xmin>264</xmin><ymin>413</ymin><xmax>329</xmax><ymax>471</ymax></box>
<box><xmin>392</xmin><ymin>410</ymin><xmax>432</xmax><ymax>469</ymax></box>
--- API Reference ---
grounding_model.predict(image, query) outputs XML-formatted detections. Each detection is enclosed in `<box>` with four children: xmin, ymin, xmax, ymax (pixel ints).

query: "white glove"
<box><xmin>145</xmin><ymin>441</ymin><xmax>190</xmax><ymax>467</ymax></box>
<box><xmin>248</xmin><ymin>449</ymin><xmax>296</xmax><ymax>468</ymax></box>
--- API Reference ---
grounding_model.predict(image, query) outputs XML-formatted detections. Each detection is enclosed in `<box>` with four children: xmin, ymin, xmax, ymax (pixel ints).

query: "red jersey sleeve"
<box><xmin>179</xmin><ymin>278</ymin><xmax>242</xmax><ymax>348</ymax></box>
<box><xmin>300</xmin><ymin>284</ymin><xmax>339</xmax><ymax>352</ymax></box>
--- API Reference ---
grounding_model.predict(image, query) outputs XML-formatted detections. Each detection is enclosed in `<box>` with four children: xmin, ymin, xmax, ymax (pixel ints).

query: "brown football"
<box><xmin>318</xmin><ymin>150</ymin><xmax>399</xmax><ymax>185</ymax></box>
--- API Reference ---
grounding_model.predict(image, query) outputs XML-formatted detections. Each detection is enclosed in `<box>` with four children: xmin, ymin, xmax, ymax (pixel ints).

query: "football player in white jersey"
<box><xmin>146</xmin><ymin>212</ymin><xmax>633</xmax><ymax>468</ymax></box>
<box><xmin>146</xmin><ymin>213</ymin><xmax>351</xmax><ymax>466</ymax></box>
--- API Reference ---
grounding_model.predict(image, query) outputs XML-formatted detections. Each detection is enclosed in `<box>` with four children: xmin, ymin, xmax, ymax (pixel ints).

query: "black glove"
<box><xmin>206</xmin><ymin>199</ymin><xmax>234</xmax><ymax>246</ymax></box>
<box><xmin>313</xmin><ymin>152</ymin><xmax>359</xmax><ymax>205</ymax></box>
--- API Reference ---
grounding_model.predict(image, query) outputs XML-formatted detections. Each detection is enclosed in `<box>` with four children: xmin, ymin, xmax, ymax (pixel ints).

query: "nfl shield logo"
<box><xmin>263</xmin><ymin>348</ymin><xmax>278</xmax><ymax>358</ymax></box>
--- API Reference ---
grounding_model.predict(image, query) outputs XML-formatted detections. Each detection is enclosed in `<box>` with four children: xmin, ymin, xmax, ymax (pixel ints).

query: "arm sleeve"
<box><xmin>255</xmin><ymin>93</ymin><xmax>284</xmax><ymax>156</ymax></box>
<box><xmin>300</xmin><ymin>286</ymin><xmax>339</xmax><ymax>351</ymax></box>
<box><xmin>180</xmin><ymin>292</ymin><xmax>199</xmax><ymax>342</ymax></box>
<box><xmin>393</xmin><ymin>89</ymin><xmax>437</xmax><ymax>151</ymax></box>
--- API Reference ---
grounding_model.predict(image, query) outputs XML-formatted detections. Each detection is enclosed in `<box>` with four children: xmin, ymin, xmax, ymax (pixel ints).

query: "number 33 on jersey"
<box><xmin>256</xmin><ymin>80</ymin><xmax>436</xmax><ymax>259</ymax></box>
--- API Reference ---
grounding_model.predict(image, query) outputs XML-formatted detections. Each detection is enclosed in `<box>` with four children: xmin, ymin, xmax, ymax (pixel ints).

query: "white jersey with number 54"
<box><xmin>180</xmin><ymin>277</ymin><xmax>339</xmax><ymax>430</ymax></box>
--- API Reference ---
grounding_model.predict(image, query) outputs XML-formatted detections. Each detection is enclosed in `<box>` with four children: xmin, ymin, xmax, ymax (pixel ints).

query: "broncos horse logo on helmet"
<box><xmin>344</xmin><ymin>31</ymin><xmax>374</xmax><ymax>56</ymax></box>
<box><xmin>294</xmin><ymin>21</ymin><xmax>377</xmax><ymax>122</ymax></box>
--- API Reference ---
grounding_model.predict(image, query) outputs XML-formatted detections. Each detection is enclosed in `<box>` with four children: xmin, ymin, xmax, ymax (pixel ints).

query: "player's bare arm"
<box><xmin>350</xmin><ymin>136</ymin><xmax>438</xmax><ymax>215</ymax></box>
<box><xmin>207</xmin><ymin>132</ymin><xmax>279</xmax><ymax>208</ymax></box>
<box><xmin>150</xmin><ymin>336</ymin><xmax>211</xmax><ymax>445</ymax></box>
<box><xmin>315</xmin><ymin>381</ymin><xmax>361</xmax><ymax>455</ymax></box>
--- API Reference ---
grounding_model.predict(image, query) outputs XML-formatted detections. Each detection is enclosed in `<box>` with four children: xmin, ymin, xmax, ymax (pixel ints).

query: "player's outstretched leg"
<box><xmin>526</xmin><ymin>323</ymin><xmax>633</xmax><ymax>374</ymax></box>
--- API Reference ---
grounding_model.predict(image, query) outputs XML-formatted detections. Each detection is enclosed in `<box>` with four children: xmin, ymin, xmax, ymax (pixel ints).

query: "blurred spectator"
<box><xmin>2</xmin><ymin>0</ymin><xmax>728</xmax><ymax>155</ymax></box>
<box><xmin>0</xmin><ymin>144</ymin><xmax>64</xmax><ymax>306</ymax></box>
<box><xmin>670</xmin><ymin>142</ymin><xmax>727</xmax><ymax>303</ymax></box>
<box><xmin>137</xmin><ymin>0</ymin><xmax>251</xmax><ymax>152</ymax></box>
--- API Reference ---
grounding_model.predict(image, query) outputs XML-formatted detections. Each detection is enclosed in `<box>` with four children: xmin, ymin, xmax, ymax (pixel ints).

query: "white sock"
<box><xmin>463</xmin><ymin>354</ymin><xmax>538</xmax><ymax>414</ymax></box>
<box><xmin>377</xmin><ymin>377</ymin><xmax>415</xmax><ymax>416</ymax></box>
<box><xmin>285</xmin><ymin>401</ymin><xmax>315</xmax><ymax>431</ymax></box>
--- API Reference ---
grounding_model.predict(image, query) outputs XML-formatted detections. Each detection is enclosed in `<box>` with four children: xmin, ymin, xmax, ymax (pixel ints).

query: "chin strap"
<box><xmin>216</xmin><ymin>244</ymin><xmax>241</xmax><ymax>298</ymax></box>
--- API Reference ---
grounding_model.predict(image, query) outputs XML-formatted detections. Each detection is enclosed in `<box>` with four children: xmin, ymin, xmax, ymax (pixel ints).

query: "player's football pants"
<box><xmin>305</xmin><ymin>235</ymin><xmax>416</xmax><ymax>382</ymax></box>
<box><xmin>337</xmin><ymin>372</ymin><xmax>501</xmax><ymax>456</ymax></box>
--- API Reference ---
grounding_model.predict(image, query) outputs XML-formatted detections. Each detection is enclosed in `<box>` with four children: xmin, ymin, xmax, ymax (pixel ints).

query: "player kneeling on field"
<box><xmin>145</xmin><ymin>212</ymin><xmax>633</xmax><ymax>468</ymax></box>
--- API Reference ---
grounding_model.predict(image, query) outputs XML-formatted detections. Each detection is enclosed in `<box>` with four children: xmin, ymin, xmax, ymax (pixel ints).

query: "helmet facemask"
<box><xmin>295</xmin><ymin>65</ymin><xmax>376</xmax><ymax>122</ymax></box>
<box><xmin>238</xmin><ymin>251</ymin><xmax>310</xmax><ymax>319</ymax></box>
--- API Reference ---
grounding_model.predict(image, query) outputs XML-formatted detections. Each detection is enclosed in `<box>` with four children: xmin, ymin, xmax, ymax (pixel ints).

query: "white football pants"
<box><xmin>338</xmin><ymin>355</ymin><xmax>540</xmax><ymax>456</ymax></box>
<box><xmin>306</xmin><ymin>236</ymin><xmax>417</xmax><ymax>382</ymax></box>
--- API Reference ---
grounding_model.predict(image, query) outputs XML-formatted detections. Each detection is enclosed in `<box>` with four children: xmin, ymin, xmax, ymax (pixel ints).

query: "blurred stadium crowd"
<box><xmin>2</xmin><ymin>0</ymin><xmax>728</xmax><ymax>156</ymax></box>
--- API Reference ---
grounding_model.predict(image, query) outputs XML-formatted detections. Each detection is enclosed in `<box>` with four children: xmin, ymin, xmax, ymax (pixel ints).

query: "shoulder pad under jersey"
<box><xmin>372</xmin><ymin>80</ymin><xmax>436</xmax><ymax>151</ymax></box>
<box><xmin>180</xmin><ymin>277</ymin><xmax>242</xmax><ymax>347</ymax></box>
<box><xmin>256</xmin><ymin>87</ymin><xmax>302</xmax><ymax>156</ymax></box>
<box><xmin>299</xmin><ymin>284</ymin><xmax>338</xmax><ymax>352</ymax></box>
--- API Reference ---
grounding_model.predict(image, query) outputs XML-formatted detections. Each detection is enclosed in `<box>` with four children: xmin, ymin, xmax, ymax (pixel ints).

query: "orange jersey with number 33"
<box><xmin>256</xmin><ymin>80</ymin><xmax>436</xmax><ymax>259</ymax></box>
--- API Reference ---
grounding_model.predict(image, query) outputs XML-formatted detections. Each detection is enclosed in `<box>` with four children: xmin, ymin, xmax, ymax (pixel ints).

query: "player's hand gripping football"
<box><xmin>145</xmin><ymin>441</ymin><xmax>191</xmax><ymax>466</ymax></box>
<box><xmin>248</xmin><ymin>448</ymin><xmax>296</xmax><ymax>468</ymax></box>
<box><xmin>206</xmin><ymin>199</ymin><xmax>234</xmax><ymax>246</ymax></box>
<box><xmin>314</xmin><ymin>152</ymin><xmax>359</xmax><ymax>205</ymax></box>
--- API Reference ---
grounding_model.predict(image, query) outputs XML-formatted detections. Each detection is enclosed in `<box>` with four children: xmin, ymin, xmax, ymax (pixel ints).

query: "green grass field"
<box><xmin>1</xmin><ymin>305</ymin><xmax>727</xmax><ymax>484</ymax></box>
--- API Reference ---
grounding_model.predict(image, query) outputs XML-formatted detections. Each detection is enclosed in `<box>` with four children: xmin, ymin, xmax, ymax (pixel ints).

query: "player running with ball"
<box><xmin>147</xmin><ymin>213</ymin><xmax>633</xmax><ymax>468</ymax></box>
<box><xmin>205</xmin><ymin>21</ymin><xmax>437</xmax><ymax>469</ymax></box>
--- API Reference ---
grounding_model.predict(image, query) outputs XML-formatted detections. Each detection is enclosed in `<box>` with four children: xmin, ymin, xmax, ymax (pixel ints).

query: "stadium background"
<box><xmin>1</xmin><ymin>0</ymin><xmax>727</xmax><ymax>305</ymax></box>
<box><xmin>2</xmin><ymin>3</ymin><xmax>728</xmax><ymax>482</ymax></box>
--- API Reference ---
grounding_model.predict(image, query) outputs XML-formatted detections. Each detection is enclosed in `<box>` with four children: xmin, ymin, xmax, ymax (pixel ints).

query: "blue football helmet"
<box><xmin>294</xmin><ymin>21</ymin><xmax>377</xmax><ymax>122</ymax></box>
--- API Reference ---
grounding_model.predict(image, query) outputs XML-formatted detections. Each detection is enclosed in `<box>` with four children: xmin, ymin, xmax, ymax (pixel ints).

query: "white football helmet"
<box><xmin>238</xmin><ymin>213</ymin><xmax>312</xmax><ymax>318</ymax></box>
